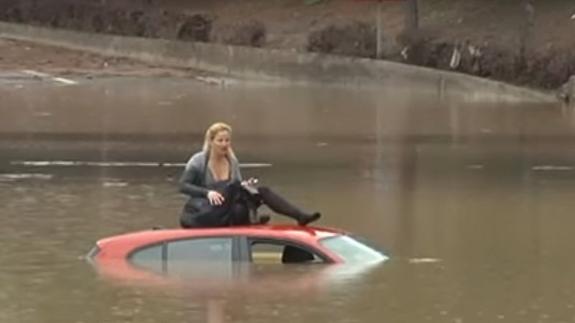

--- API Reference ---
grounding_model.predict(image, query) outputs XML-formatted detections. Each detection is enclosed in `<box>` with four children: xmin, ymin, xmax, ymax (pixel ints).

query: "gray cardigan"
<box><xmin>179</xmin><ymin>151</ymin><xmax>242</xmax><ymax>198</ymax></box>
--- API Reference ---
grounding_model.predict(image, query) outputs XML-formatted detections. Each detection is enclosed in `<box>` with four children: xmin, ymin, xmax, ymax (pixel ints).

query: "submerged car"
<box><xmin>88</xmin><ymin>226</ymin><xmax>388</xmax><ymax>297</ymax></box>
<box><xmin>88</xmin><ymin>225</ymin><xmax>388</xmax><ymax>272</ymax></box>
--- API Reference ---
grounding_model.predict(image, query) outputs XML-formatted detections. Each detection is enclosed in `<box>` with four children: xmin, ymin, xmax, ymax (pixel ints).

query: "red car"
<box><xmin>87</xmin><ymin>225</ymin><xmax>388</xmax><ymax>286</ymax></box>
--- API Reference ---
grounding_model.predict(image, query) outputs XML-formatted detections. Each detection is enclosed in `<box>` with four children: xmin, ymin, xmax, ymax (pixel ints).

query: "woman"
<box><xmin>179</xmin><ymin>122</ymin><xmax>321</xmax><ymax>228</ymax></box>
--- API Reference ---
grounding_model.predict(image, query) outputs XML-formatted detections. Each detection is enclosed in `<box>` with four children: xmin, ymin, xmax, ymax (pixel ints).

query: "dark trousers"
<box><xmin>180</xmin><ymin>182</ymin><xmax>314</xmax><ymax>228</ymax></box>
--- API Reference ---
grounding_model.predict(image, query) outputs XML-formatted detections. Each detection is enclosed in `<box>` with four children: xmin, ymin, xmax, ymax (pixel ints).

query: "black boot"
<box><xmin>257</xmin><ymin>186</ymin><xmax>321</xmax><ymax>226</ymax></box>
<box><xmin>297</xmin><ymin>212</ymin><xmax>321</xmax><ymax>226</ymax></box>
<box><xmin>258</xmin><ymin>214</ymin><xmax>271</xmax><ymax>225</ymax></box>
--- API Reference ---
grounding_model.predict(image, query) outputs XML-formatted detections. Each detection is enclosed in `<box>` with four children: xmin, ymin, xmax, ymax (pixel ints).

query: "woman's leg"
<box><xmin>180</xmin><ymin>199</ymin><xmax>209</xmax><ymax>228</ymax></box>
<box><xmin>229</xmin><ymin>202</ymin><xmax>250</xmax><ymax>225</ymax></box>
<box><xmin>257</xmin><ymin>186</ymin><xmax>321</xmax><ymax>225</ymax></box>
<box><xmin>180</xmin><ymin>182</ymin><xmax>244</xmax><ymax>228</ymax></box>
<box><xmin>180</xmin><ymin>204</ymin><xmax>227</xmax><ymax>228</ymax></box>
<box><xmin>180</xmin><ymin>211</ymin><xmax>199</xmax><ymax>228</ymax></box>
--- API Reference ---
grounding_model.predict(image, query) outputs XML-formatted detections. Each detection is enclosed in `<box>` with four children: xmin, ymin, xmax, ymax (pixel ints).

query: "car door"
<box><xmin>128</xmin><ymin>236</ymin><xmax>242</xmax><ymax>279</ymax></box>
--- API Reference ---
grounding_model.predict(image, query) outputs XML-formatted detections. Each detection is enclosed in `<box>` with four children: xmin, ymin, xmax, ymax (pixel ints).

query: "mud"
<box><xmin>307</xmin><ymin>22</ymin><xmax>376</xmax><ymax>59</ymax></box>
<box><xmin>211</xmin><ymin>20</ymin><xmax>266</xmax><ymax>48</ymax></box>
<box><xmin>0</xmin><ymin>0</ymin><xmax>212</xmax><ymax>42</ymax></box>
<box><xmin>394</xmin><ymin>30</ymin><xmax>575</xmax><ymax>89</ymax></box>
<box><xmin>308</xmin><ymin>24</ymin><xmax>574</xmax><ymax>90</ymax></box>
<box><xmin>0</xmin><ymin>0</ymin><xmax>572</xmax><ymax>91</ymax></box>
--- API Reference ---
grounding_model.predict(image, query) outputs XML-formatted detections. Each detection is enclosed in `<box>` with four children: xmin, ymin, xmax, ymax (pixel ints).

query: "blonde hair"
<box><xmin>202</xmin><ymin>122</ymin><xmax>236</xmax><ymax>159</ymax></box>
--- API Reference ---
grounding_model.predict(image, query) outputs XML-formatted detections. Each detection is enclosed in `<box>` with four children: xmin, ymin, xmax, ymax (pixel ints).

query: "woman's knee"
<box><xmin>230</xmin><ymin>203</ymin><xmax>250</xmax><ymax>225</ymax></box>
<box><xmin>180</xmin><ymin>213</ymin><xmax>196</xmax><ymax>228</ymax></box>
<box><xmin>257</xmin><ymin>185</ymin><xmax>271</xmax><ymax>195</ymax></box>
<box><xmin>222</xmin><ymin>181</ymin><xmax>243</xmax><ymax>199</ymax></box>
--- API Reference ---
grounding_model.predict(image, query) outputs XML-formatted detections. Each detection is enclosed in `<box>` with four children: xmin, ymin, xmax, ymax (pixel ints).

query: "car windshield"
<box><xmin>319</xmin><ymin>235</ymin><xmax>389</xmax><ymax>264</ymax></box>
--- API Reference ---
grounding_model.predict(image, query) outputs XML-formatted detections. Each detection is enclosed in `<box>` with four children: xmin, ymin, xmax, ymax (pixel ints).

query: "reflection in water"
<box><xmin>92</xmin><ymin>258</ymin><xmax>384</xmax><ymax>295</ymax></box>
<box><xmin>2</xmin><ymin>77</ymin><xmax>575</xmax><ymax>322</ymax></box>
<box><xmin>91</xmin><ymin>255</ymin><xmax>385</xmax><ymax>323</ymax></box>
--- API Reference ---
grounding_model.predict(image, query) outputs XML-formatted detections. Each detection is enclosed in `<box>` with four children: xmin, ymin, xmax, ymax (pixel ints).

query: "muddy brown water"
<box><xmin>1</xmin><ymin>77</ymin><xmax>574</xmax><ymax>323</ymax></box>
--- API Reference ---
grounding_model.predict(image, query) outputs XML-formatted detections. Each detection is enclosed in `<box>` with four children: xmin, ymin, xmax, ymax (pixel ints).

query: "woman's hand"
<box><xmin>207</xmin><ymin>190</ymin><xmax>225</xmax><ymax>205</ymax></box>
<box><xmin>241</xmin><ymin>177</ymin><xmax>259</xmax><ymax>195</ymax></box>
<box><xmin>241</xmin><ymin>177</ymin><xmax>258</xmax><ymax>187</ymax></box>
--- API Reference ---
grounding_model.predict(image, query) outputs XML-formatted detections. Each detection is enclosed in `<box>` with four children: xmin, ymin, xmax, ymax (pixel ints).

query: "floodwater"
<box><xmin>1</xmin><ymin>75</ymin><xmax>575</xmax><ymax>323</ymax></box>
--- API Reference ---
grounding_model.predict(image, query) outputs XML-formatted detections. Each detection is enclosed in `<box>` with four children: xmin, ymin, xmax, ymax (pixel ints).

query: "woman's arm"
<box><xmin>179</xmin><ymin>154</ymin><xmax>210</xmax><ymax>197</ymax></box>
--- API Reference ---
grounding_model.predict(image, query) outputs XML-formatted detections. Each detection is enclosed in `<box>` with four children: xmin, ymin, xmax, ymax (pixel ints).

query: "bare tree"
<box><xmin>376</xmin><ymin>0</ymin><xmax>383</xmax><ymax>58</ymax></box>
<box><xmin>404</xmin><ymin>0</ymin><xmax>419</xmax><ymax>33</ymax></box>
<box><xmin>519</xmin><ymin>0</ymin><xmax>535</xmax><ymax>61</ymax></box>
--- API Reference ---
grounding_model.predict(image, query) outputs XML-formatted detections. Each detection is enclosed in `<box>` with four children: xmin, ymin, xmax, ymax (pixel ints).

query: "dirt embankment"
<box><xmin>0</xmin><ymin>37</ymin><xmax>199</xmax><ymax>78</ymax></box>
<box><xmin>1</xmin><ymin>0</ymin><xmax>574</xmax><ymax>93</ymax></box>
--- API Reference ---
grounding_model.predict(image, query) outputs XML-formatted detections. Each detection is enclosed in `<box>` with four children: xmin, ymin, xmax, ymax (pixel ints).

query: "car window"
<box><xmin>166</xmin><ymin>238</ymin><xmax>233</xmax><ymax>279</ymax></box>
<box><xmin>319</xmin><ymin>235</ymin><xmax>389</xmax><ymax>264</ymax></box>
<box><xmin>129</xmin><ymin>238</ymin><xmax>233</xmax><ymax>275</ymax></box>
<box><xmin>167</xmin><ymin>238</ymin><xmax>233</xmax><ymax>262</ymax></box>
<box><xmin>130</xmin><ymin>244</ymin><xmax>164</xmax><ymax>273</ymax></box>
<box><xmin>249</xmin><ymin>240</ymin><xmax>324</xmax><ymax>264</ymax></box>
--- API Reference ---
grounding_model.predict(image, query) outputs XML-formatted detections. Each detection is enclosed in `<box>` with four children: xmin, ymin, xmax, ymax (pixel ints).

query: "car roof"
<box><xmin>96</xmin><ymin>225</ymin><xmax>346</xmax><ymax>250</ymax></box>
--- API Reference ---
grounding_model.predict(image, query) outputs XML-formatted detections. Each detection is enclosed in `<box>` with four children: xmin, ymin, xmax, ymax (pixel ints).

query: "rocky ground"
<box><xmin>1</xmin><ymin>0</ymin><xmax>574</xmax><ymax>90</ymax></box>
<box><xmin>0</xmin><ymin>38</ymin><xmax>195</xmax><ymax>78</ymax></box>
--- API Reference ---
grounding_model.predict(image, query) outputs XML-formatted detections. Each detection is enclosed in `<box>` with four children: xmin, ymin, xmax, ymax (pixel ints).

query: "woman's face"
<box><xmin>210</xmin><ymin>130</ymin><xmax>231</xmax><ymax>156</ymax></box>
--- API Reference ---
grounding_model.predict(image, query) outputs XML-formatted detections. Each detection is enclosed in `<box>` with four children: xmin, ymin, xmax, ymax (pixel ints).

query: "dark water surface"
<box><xmin>1</xmin><ymin>77</ymin><xmax>574</xmax><ymax>323</ymax></box>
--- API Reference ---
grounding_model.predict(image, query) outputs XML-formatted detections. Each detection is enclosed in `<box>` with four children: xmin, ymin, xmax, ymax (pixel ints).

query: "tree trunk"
<box><xmin>376</xmin><ymin>0</ymin><xmax>383</xmax><ymax>59</ymax></box>
<box><xmin>404</xmin><ymin>0</ymin><xmax>419</xmax><ymax>33</ymax></box>
<box><xmin>520</xmin><ymin>0</ymin><xmax>535</xmax><ymax>60</ymax></box>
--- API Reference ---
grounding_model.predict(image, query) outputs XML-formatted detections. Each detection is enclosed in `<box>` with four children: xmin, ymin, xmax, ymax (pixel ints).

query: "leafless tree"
<box><xmin>519</xmin><ymin>0</ymin><xmax>535</xmax><ymax>60</ymax></box>
<box><xmin>404</xmin><ymin>0</ymin><xmax>419</xmax><ymax>33</ymax></box>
